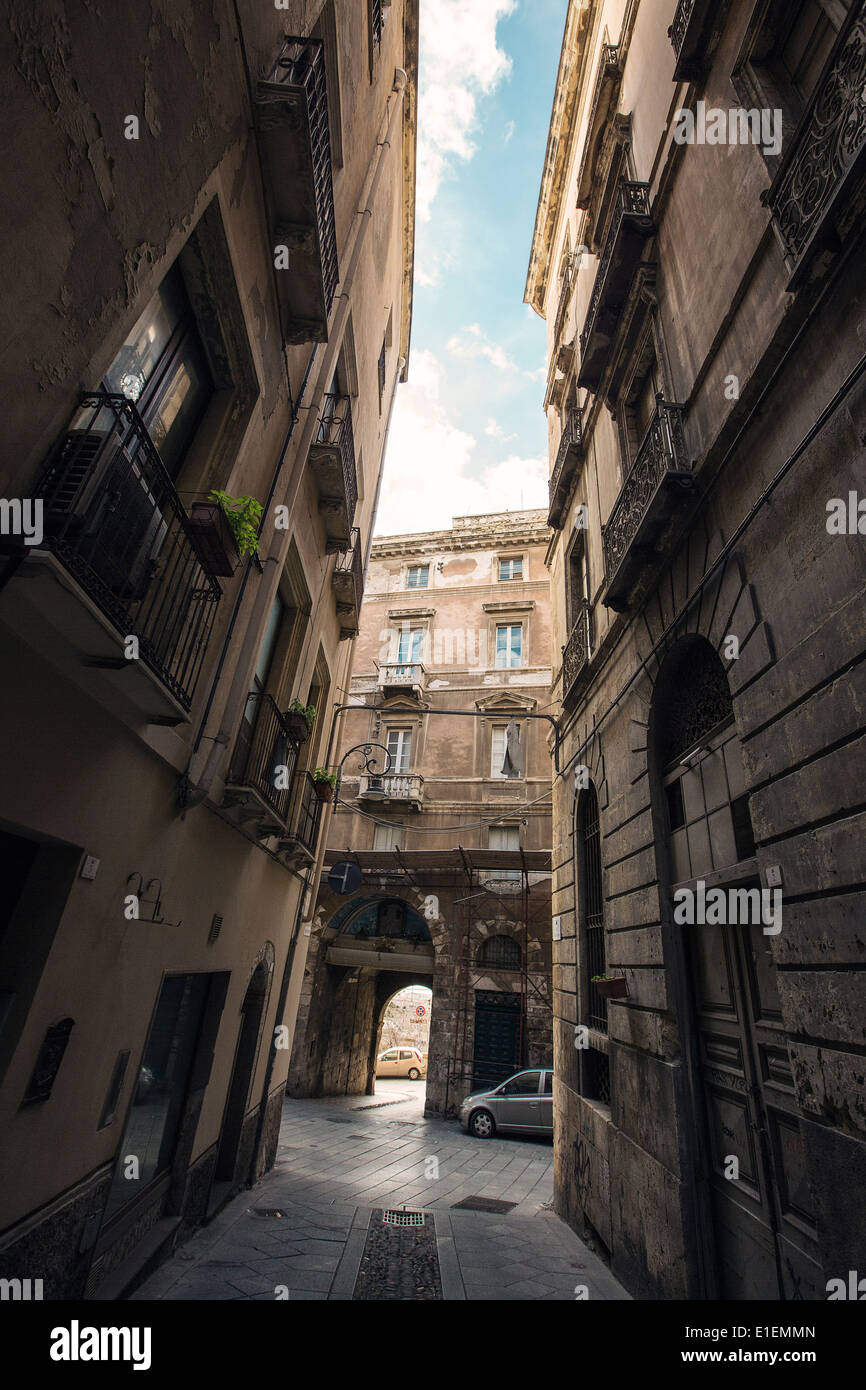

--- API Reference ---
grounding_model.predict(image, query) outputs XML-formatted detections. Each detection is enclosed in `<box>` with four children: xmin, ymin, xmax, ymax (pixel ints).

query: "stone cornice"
<box><xmin>372</xmin><ymin>509</ymin><xmax>550</xmax><ymax>557</ymax></box>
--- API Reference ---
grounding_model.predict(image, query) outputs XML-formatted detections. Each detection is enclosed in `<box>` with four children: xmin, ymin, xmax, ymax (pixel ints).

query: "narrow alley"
<box><xmin>135</xmin><ymin>1084</ymin><xmax>627</xmax><ymax>1302</ymax></box>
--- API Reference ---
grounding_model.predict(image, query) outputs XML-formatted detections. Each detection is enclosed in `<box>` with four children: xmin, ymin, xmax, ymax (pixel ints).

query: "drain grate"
<box><xmin>382</xmin><ymin>1209</ymin><xmax>426</xmax><ymax>1227</ymax></box>
<box><xmin>451</xmin><ymin>1196</ymin><xmax>517</xmax><ymax>1214</ymax></box>
<box><xmin>325</xmin><ymin>1116</ymin><xmax>355</xmax><ymax>1124</ymax></box>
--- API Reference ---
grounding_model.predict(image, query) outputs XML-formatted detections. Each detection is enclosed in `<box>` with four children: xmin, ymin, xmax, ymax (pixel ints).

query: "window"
<box><xmin>488</xmin><ymin>824</ymin><xmax>520</xmax><ymax>882</ymax></box>
<box><xmin>566</xmin><ymin>533</ymin><xmax>592</xmax><ymax>644</ymax></box>
<box><xmin>386</xmin><ymin>728</ymin><xmax>412</xmax><ymax>774</ymax></box>
<box><xmin>397</xmin><ymin>625</ymin><xmax>424</xmax><ymax>663</ymax></box>
<box><xmin>542</xmin><ymin>1071</ymin><xmax>553</xmax><ymax>1094</ymax></box>
<box><xmin>373</xmin><ymin>823</ymin><xmax>404</xmax><ymax>851</ymax></box>
<box><xmin>407</xmin><ymin>564</ymin><xmax>429</xmax><ymax>589</ymax></box>
<box><xmin>479</xmin><ymin>935</ymin><xmax>522</xmax><ymax>970</ymax></box>
<box><xmin>104</xmin><ymin>263</ymin><xmax>213</xmax><ymax>480</ymax></box>
<box><xmin>499</xmin><ymin>557</ymin><xmax>523</xmax><ymax>581</ymax></box>
<box><xmin>501</xmin><ymin>1070</ymin><xmax>540</xmax><ymax>1096</ymax></box>
<box><xmin>495</xmin><ymin>624</ymin><xmax>523</xmax><ymax>668</ymax></box>
<box><xmin>490</xmin><ymin>726</ymin><xmax>508</xmax><ymax>778</ymax></box>
<box><xmin>378</xmin><ymin>338</ymin><xmax>387</xmax><ymax>407</ymax></box>
<box><xmin>399</xmin><ymin>1049</ymin><xmax>413</xmax><ymax>1060</ymax></box>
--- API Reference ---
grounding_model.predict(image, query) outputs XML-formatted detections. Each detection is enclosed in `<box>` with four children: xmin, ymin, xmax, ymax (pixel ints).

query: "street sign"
<box><xmin>415</xmin><ymin>1005</ymin><xmax>426</xmax><ymax>1018</ymax></box>
<box><xmin>327</xmin><ymin>861</ymin><xmax>362</xmax><ymax>895</ymax></box>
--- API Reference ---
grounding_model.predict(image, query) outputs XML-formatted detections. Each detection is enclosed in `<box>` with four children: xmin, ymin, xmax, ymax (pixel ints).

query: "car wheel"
<box><xmin>470</xmin><ymin>1108</ymin><xmax>495</xmax><ymax>1139</ymax></box>
<box><xmin>408</xmin><ymin>1067</ymin><xmax>420</xmax><ymax>1080</ymax></box>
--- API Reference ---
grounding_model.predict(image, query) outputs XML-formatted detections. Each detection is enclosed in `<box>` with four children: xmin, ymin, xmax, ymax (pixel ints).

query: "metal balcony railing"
<box><xmin>310</xmin><ymin>393</ymin><xmax>358</xmax><ymax>546</ymax></box>
<box><xmin>562</xmin><ymin>601</ymin><xmax>591</xmax><ymax>706</ymax></box>
<box><xmin>766</xmin><ymin>0</ymin><xmax>866</xmax><ymax>284</ymax></box>
<box><xmin>293</xmin><ymin>772</ymin><xmax>324</xmax><ymax>855</ymax></box>
<box><xmin>332</xmin><ymin>526</ymin><xmax>364</xmax><ymax>636</ymax></box>
<box><xmin>257</xmin><ymin>37</ymin><xmax>338</xmax><ymax>341</ymax></box>
<box><xmin>31</xmin><ymin>391</ymin><xmax>222</xmax><ymax>709</ymax></box>
<box><xmin>602</xmin><ymin>398</ymin><xmax>692</xmax><ymax>608</ymax></box>
<box><xmin>547</xmin><ymin>408</ymin><xmax>584</xmax><ymax>528</ymax></box>
<box><xmin>371</xmin><ymin>0</ymin><xmax>383</xmax><ymax>48</ymax></box>
<box><xmin>227</xmin><ymin>693</ymin><xmax>302</xmax><ymax>823</ymax></box>
<box><xmin>578</xmin><ymin>181</ymin><xmax>653</xmax><ymax>393</ymax></box>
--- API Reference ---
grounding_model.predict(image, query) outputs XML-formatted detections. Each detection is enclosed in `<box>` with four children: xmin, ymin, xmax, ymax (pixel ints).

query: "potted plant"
<box><xmin>208</xmin><ymin>489</ymin><xmax>263</xmax><ymax>561</ymax></box>
<box><xmin>311</xmin><ymin>767</ymin><xmax>337</xmax><ymax>803</ymax></box>
<box><xmin>592</xmin><ymin>974</ymin><xmax>629</xmax><ymax>1000</ymax></box>
<box><xmin>187</xmin><ymin>498</ymin><xmax>240</xmax><ymax>577</ymax></box>
<box><xmin>285</xmin><ymin>699</ymin><xmax>316</xmax><ymax>744</ymax></box>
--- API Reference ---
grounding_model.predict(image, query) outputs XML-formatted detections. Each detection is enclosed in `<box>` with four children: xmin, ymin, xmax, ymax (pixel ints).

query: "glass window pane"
<box><xmin>104</xmin><ymin>269</ymin><xmax>186</xmax><ymax>402</ymax></box>
<box><xmin>146</xmin><ymin>337</ymin><xmax>213</xmax><ymax>477</ymax></box>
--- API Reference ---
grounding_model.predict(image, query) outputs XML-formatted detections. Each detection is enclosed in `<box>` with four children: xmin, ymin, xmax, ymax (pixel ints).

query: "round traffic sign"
<box><xmin>327</xmin><ymin>861</ymin><xmax>362</xmax><ymax>895</ymax></box>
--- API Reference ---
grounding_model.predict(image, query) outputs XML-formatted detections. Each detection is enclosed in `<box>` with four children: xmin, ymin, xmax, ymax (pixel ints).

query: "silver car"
<box><xmin>459</xmin><ymin>1068</ymin><xmax>553</xmax><ymax>1139</ymax></box>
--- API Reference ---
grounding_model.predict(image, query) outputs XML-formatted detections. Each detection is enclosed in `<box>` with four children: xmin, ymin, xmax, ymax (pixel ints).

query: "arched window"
<box><xmin>576</xmin><ymin>781</ymin><xmax>610</xmax><ymax>1105</ymax></box>
<box><xmin>478</xmin><ymin>935</ymin><xmax>521</xmax><ymax>970</ymax></box>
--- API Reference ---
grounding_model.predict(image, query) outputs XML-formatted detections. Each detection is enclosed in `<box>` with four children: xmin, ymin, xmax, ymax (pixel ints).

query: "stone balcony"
<box><xmin>309</xmin><ymin>393</ymin><xmax>358</xmax><ymax>551</ymax></box>
<box><xmin>357</xmin><ymin>773</ymin><xmax>424</xmax><ymax>811</ymax></box>
<box><xmin>602</xmin><ymin>398</ymin><xmax>694</xmax><ymax>612</ymax></box>
<box><xmin>377</xmin><ymin>662</ymin><xmax>426</xmax><ymax>697</ymax></box>
<box><xmin>332</xmin><ymin>527</ymin><xmax>364</xmax><ymax>637</ymax></box>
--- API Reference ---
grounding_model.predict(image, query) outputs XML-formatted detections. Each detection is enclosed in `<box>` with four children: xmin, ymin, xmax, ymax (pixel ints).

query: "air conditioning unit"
<box><xmin>38</xmin><ymin>430</ymin><xmax>122</xmax><ymax>523</ymax></box>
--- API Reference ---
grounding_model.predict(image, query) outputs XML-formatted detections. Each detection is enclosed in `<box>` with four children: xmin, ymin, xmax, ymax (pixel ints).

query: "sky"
<box><xmin>372</xmin><ymin>0</ymin><xmax>569</xmax><ymax>536</ymax></box>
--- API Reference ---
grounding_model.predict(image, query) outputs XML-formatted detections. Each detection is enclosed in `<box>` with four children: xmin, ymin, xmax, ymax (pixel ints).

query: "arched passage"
<box><xmin>649</xmin><ymin>636</ymin><xmax>820</xmax><ymax>1299</ymax></box>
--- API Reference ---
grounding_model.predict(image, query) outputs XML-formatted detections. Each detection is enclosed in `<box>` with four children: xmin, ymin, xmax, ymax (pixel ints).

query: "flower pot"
<box><xmin>285</xmin><ymin>712</ymin><xmax>311</xmax><ymax>744</ymax></box>
<box><xmin>187</xmin><ymin>501</ymin><xmax>240</xmax><ymax>577</ymax></box>
<box><xmin>594</xmin><ymin>976</ymin><xmax>629</xmax><ymax>999</ymax></box>
<box><xmin>312</xmin><ymin>779</ymin><xmax>334</xmax><ymax>804</ymax></box>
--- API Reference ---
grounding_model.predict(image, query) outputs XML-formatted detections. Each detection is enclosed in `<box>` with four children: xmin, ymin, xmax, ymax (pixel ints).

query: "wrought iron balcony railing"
<box><xmin>226</xmin><ymin>692</ymin><xmax>302</xmax><ymax>826</ymax></box>
<box><xmin>602</xmin><ymin>398</ymin><xmax>693</xmax><ymax>611</ymax></box>
<box><xmin>562</xmin><ymin>601</ymin><xmax>591</xmax><ymax>707</ymax></box>
<box><xmin>547</xmin><ymin>409</ymin><xmax>584</xmax><ymax>529</ymax></box>
<box><xmin>371</xmin><ymin>0</ymin><xmax>383</xmax><ymax>48</ymax></box>
<box><xmin>578</xmin><ymin>181</ymin><xmax>653</xmax><ymax>394</ymax></box>
<box><xmin>765</xmin><ymin>1</ymin><xmax>866</xmax><ymax>285</ymax></box>
<box><xmin>31</xmin><ymin>391</ymin><xmax>222</xmax><ymax>710</ymax></box>
<box><xmin>292</xmin><ymin>772</ymin><xmax>325</xmax><ymax>856</ymax></box>
<box><xmin>358</xmin><ymin>773</ymin><xmax>424</xmax><ymax>806</ymax></box>
<box><xmin>332</xmin><ymin>527</ymin><xmax>364</xmax><ymax>637</ymax></box>
<box><xmin>309</xmin><ymin>393</ymin><xmax>358</xmax><ymax>550</ymax></box>
<box><xmin>668</xmin><ymin>0</ymin><xmax>732</xmax><ymax>81</ymax></box>
<box><xmin>256</xmin><ymin>37</ymin><xmax>339</xmax><ymax>343</ymax></box>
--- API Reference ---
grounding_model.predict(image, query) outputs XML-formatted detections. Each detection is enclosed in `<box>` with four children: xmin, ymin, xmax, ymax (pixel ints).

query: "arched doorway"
<box><xmin>651</xmin><ymin>637</ymin><xmax>820</xmax><ymax>1299</ymax></box>
<box><xmin>214</xmin><ymin>956</ymin><xmax>272</xmax><ymax>1189</ymax></box>
<box><xmin>374</xmin><ymin>984</ymin><xmax>432</xmax><ymax>1091</ymax></box>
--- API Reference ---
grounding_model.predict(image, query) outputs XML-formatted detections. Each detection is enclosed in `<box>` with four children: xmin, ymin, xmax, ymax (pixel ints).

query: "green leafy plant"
<box><xmin>591</xmin><ymin>974</ymin><xmax>612</xmax><ymax>982</ymax></box>
<box><xmin>209</xmin><ymin>489</ymin><xmax>263</xmax><ymax>558</ymax></box>
<box><xmin>312</xmin><ymin>767</ymin><xmax>338</xmax><ymax>788</ymax></box>
<box><xmin>287</xmin><ymin>699</ymin><xmax>317</xmax><ymax>730</ymax></box>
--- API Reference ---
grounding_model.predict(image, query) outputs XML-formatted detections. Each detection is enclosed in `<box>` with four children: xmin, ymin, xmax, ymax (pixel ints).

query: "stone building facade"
<box><xmin>526</xmin><ymin>0</ymin><xmax>866</xmax><ymax>1299</ymax></box>
<box><xmin>287</xmin><ymin>511</ymin><xmax>554</xmax><ymax>1114</ymax></box>
<box><xmin>0</xmin><ymin>0</ymin><xmax>417</xmax><ymax>1297</ymax></box>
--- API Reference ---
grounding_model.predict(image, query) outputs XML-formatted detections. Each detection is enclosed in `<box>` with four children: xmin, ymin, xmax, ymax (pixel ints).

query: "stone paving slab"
<box><xmin>134</xmin><ymin>1087</ymin><xmax>628</xmax><ymax>1303</ymax></box>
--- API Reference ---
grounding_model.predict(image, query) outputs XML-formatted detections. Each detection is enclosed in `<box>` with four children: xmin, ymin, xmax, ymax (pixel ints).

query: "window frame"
<box><xmin>406</xmin><ymin>564</ymin><xmax>430</xmax><ymax>590</ymax></box>
<box><xmin>495</xmin><ymin>623</ymin><xmax>524</xmax><ymax>669</ymax></box>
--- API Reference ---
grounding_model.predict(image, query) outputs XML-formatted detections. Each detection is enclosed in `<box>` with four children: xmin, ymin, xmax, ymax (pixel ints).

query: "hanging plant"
<box><xmin>208</xmin><ymin>489</ymin><xmax>263</xmax><ymax>559</ymax></box>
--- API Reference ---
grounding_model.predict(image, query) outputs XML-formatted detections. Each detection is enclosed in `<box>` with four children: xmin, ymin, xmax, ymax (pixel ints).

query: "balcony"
<box><xmin>2</xmin><ymin>391</ymin><xmax>222</xmax><ymax>724</ymax></box>
<box><xmin>283</xmin><ymin>772</ymin><xmax>325</xmax><ymax>862</ymax></box>
<box><xmin>357</xmin><ymin>773</ymin><xmax>424</xmax><ymax>811</ymax></box>
<box><xmin>255</xmin><ymin>37</ymin><xmax>339</xmax><ymax>343</ymax></box>
<box><xmin>562</xmin><ymin>602</ymin><xmax>591</xmax><ymax>707</ymax></box>
<box><xmin>222</xmin><ymin>693</ymin><xmax>303</xmax><ymax>838</ymax></box>
<box><xmin>552</xmin><ymin>255</ymin><xmax>576</xmax><ymax>347</ymax></box>
<box><xmin>602</xmin><ymin>398</ymin><xmax>693</xmax><ymax>612</ymax></box>
<box><xmin>765</xmin><ymin>1</ymin><xmax>866</xmax><ymax>287</ymax></box>
<box><xmin>578</xmin><ymin>182</ymin><xmax>654</xmax><ymax>394</ymax></box>
<box><xmin>308</xmin><ymin>394</ymin><xmax>358</xmax><ymax>550</ymax></box>
<box><xmin>332</xmin><ymin>527</ymin><xmax>363</xmax><ymax>638</ymax></box>
<box><xmin>668</xmin><ymin>0</ymin><xmax>724</xmax><ymax>81</ymax></box>
<box><xmin>547</xmin><ymin>409</ymin><xmax>584</xmax><ymax>529</ymax></box>
<box><xmin>377</xmin><ymin>661</ymin><xmax>425</xmax><ymax>697</ymax></box>
<box><xmin>575</xmin><ymin>44</ymin><xmax>621</xmax><ymax>210</ymax></box>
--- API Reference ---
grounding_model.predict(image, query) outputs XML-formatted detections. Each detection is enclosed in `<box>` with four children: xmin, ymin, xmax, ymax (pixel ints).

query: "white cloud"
<box><xmin>485</xmin><ymin>417</ymin><xmax>517</xmax><ymax>442</ymax></box>
<box><xmin>374</xmin><ymin>350</ymin><xmax>547</xmax><ymax>536</ymax></box>
<box><xmin>446</xmin><ymin>323</ymin><xmax>518</xmax><ymax>372</ymax></box>
<box><xmin>416</xmin><ymin>0</ymin><xmax>517</xmax><ymax>224</ymax></box>
<box><xmin>504</xmin><ymin>119</ymin><xmax>515</xmax><ymax>145</ymax></box>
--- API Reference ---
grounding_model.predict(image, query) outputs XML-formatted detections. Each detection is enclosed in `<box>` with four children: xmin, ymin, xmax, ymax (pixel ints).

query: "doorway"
<box><xmin>472</xmin><ymin>989</ymin><xmax>523</xmax><ymax>1092</ymax></box>
<box><xmin>374</xmin><ymin>984</ymin><xmax>431</xmax><ymax>1105</ymax></box>
<box><xmin>214</xmin><ymin>961</ymin><xmax>271</xmax><ymax>1187</ymax></box>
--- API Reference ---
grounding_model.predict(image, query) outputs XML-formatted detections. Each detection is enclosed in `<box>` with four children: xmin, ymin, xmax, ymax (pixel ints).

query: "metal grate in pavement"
<box><xmin>451</xmin><ymin>1195</ymin><xmax>517</xmax><ymax>1214</ymax></box>
<box><xmin>249</xmin><ymin>1208</ymin><xmax>288</xmax><ymax>1218</ymax></box>
<box><xmin>382</xmin><ymin>1209</ymin><xmax>426</xmax><ymax>1227</ymax></box>
<box><xmin>325</xmin><ymin>1116</ymin><xmax>355</xmax><ymax>1124</ymax></box>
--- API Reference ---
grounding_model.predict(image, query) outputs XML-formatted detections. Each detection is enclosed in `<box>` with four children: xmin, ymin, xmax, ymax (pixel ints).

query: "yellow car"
<box><xmin>376</xmin><ymin>1046</ymin><xmax>427</xmax><ymax>1080</ymax></box>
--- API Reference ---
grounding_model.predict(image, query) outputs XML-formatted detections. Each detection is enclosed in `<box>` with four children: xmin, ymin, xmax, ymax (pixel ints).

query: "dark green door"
<box><xmin>472</xmin><ymin>990</ymin><xmax>522</xmax><ymax>1091</ymax></box>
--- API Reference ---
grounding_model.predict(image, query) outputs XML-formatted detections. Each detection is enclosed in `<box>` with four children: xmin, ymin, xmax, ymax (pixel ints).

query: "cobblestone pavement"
<box><xmin>134</xmin><ymin>1083</ymin><xmax>629</xmax><ymax>1302</ymax></box>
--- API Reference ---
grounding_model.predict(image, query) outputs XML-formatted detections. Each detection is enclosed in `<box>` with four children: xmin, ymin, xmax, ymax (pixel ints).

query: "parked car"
<box><xmin>376</xmin><ymin>1046</ymin><xmax>427</xmax><ymax>1080</ymax></box>
<box><xmin>459</xmin><ymin>1067</ymin><xmax>553</xmax><ymax>1138</ymax></box>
